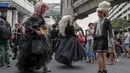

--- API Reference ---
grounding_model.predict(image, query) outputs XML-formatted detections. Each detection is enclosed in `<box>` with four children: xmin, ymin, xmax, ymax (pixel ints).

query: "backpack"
<box><xmin>0</xmin><ymin>19</ymin><xmax>11</xmax><ymax>40</ymax></box>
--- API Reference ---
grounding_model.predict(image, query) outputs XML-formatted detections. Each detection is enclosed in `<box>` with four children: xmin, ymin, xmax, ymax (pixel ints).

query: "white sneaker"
<box><xmin>116</xmin><ymin>58</ymin><xmax>119</xmax><ymax>63</ymax></box>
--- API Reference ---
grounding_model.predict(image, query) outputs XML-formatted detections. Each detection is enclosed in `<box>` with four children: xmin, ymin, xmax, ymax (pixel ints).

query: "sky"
<box><xmin>76</xmin><ymin>12</ymin><xmax>98</xmax><ymax>31</ymax></box>
<box><xmin>43</xmin><ymin>0</ymin><xmax>98</xmax><ymax>31</ymax></box>
<box><xmin>43</xmin><ymin>0</ymin><xmax>61</xmax><ymax>3</ymax></box>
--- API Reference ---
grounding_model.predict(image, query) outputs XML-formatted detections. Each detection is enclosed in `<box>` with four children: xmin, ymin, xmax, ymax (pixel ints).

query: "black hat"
<box><xmin>88</xmin><ymin>23</ymin><xmax>94</xmax><ymax>27</ymax></box>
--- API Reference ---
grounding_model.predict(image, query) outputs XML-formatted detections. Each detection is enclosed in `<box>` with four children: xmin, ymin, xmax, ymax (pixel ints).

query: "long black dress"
<box><xmin>16</xmin><ymin>14</ymin><xmax>51</xmax><ymax>71</ymax></box>
<box><xmin>55</xmin><ymin>24</ymin><xmax>86</xmax><ymax>65</ymax></box>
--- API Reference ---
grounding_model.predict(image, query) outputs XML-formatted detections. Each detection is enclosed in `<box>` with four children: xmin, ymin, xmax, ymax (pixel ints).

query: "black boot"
<box><xmin>25</xmin><ymin>68</ymin><xmax>34</xmax><ymax>72</ymax></box>
<box><xmin>12</xmin><ymin>57</ymin><xmax>16</xmax><ymax>60</ymax></box>
<box><xmin>97</xmin><ymin>70</ymin><xmax>103</xmax><ymax>73</ymax></box>
<box><xmin>102</xmin><ymin>70</ymin><xmax>107</xmax><ymax>73</ymax></box>
<box><xmin>67</xmin><ymin>64</ymin><xmax>74</xmax><ymax>68</ymax></box>
<box><xmin>12</xmin><ymin>53</ymin><xmax>17</xmax><ymax>60</ymax></box>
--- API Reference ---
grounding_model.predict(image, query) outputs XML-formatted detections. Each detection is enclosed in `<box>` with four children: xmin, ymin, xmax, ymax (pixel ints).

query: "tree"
<box><xmin>126</xmin><ymin>18</ymin><xmax>130</xmax><ymax>27</ymax></box>
<box><xmin>28</xmin><ymin>0</ymin><xmax>37</xmax><ymax>4</ymax></box>
<box><xmin>112</xmin><ymin>18</ymin><xmax>129</xmax><ymax>30</ymax></box>
<box><xmin>112</xmin><ymin>18</ymin><xmax>123</xmax><ymax>30</ymax></box>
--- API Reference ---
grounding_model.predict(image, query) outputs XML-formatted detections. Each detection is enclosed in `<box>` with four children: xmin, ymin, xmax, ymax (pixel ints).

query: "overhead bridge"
<box><xmin>62</xmin><ymin>0</ymin><xmax>130</xmax><ymax>20</ymax></box>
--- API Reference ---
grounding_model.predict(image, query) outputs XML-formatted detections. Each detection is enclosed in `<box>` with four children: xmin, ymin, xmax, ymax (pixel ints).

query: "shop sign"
<box><xmin>0</xmin><ymin>3</ymin><xmax>8</xmax><ymax>7</ymax></box>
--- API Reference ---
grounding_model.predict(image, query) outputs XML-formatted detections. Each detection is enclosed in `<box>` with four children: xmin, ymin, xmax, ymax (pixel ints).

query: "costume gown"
<box><xmin>54</xmin><ymin>25</ymin><xmax>86</xmax><ymax>65</ymax></box>
<box><xmin>16</xmin><ymin>14</ymin><xmax>52</xmax><ymax>71</ymax></box>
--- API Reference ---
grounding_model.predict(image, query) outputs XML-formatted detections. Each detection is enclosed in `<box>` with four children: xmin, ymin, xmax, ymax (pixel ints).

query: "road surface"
<box><xmin>0</xmin><ymin>57</ymin><xmax>130</xmax><ymax>73</ymax></box>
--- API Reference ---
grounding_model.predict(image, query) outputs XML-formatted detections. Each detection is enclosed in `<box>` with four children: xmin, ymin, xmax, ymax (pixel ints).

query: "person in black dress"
<box><xmin>16</xmin><ymin>2</ymin><xmax>51</xmax><ymax>72</ymax></box>
<box><xmin>55</xmin><ymin>15</ymin><xmax>86</xmax><ymax>67</ymax></box>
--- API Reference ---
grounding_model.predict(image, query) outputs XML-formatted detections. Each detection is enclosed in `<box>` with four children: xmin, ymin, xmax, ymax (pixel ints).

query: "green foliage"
<box><xmin>112</xmin><ymin>18</ymin><xmax>130</xmax><ymax>30</ymax></box>
<box><xmin>28</xmin><ymin>0</ymin><xmax>37</xmax><ymax>4</ymax></box>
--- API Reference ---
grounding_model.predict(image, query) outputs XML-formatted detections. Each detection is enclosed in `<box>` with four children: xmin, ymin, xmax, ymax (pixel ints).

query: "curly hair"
<box><xmin>58</xmin><ymin>15</ymin><xmax>73</xmax><ymax>36</ymax></box>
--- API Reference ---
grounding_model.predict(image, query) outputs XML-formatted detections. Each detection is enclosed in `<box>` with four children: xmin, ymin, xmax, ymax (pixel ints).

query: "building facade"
<box><xmin>61</xmin><ymin>0</ymin><xmax>74</xmax><ymax>16</ymax></box>
<box><xmin>109</xmin><ymin>2</ymin><xmax>130</xmax><ymax>20</ymax></box>
<box><xmin>46</xmin><ymin>3</ymin><xmax>60</xmax><ymax>23</ymax></box>
<box><xmin>0</xmin><ymin>0</ymin><xmax>33</xmax><ymax>29</ymax></box>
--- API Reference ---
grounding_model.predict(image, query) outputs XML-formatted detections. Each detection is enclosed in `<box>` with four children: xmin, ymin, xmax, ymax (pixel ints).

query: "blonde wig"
<box><xmin>97</xmin><ymin>1</ymin><xmax>111</xmax><ymax>17</ymax></box>
<box><xmin>58</xmin><ymin>15</ymin><xmax>73</xmax><ymax>36</ymax></box>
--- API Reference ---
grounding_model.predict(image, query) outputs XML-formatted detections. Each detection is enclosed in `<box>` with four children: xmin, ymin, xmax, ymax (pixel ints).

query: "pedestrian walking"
<box><xmin>86</xmin><ymin>23</ymin><xmax>95</xmax><ymax>63</ymax></box>
<box><xmin>16</xmin><ymin>2</ymin><xmax>51</xmax><ymax>72</ymax></box>
<box><xmin>77</xmin><ymin>32</ymin><xmax>85</xmax><ymax>45</ymax></box>
<box><xmin>107</xmin><ymin>29</ymin><xmax>115</xmax><ymax>65</ymax></box>
<box><xmin>93</xmin><ymin>1</ymin><xmax>113</xmax><ymax>73</ymax></box>
<box><xmin>50</xmin><ymin>24</ymin><xmax>59</xmax><ymax>49</ymax></box>
<box><xmin>123</xmin><ymin>30</ymin><xmax>130</xmax><ymax>58</ymax></box>
<box><xmin>0</xmin><ymin>16</ymin><xmax>11</xmax><ymax>68</ymax></box>
<box><xmin>12</xmin><ymin>23</ymin><xmax>22</xmax><ymax>60</ymax></box>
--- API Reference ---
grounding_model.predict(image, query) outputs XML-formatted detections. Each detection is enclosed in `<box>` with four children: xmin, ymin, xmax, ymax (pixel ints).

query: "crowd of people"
<box><xmin>0</xmin><ymin>1</ymin><xmax>130</xmax><ymax>73</ymax></box>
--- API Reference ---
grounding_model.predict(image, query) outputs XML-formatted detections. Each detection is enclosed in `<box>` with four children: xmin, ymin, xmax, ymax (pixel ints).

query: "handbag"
<box><xmin>31</xmin><ymin>35</ymin><xmax>47</xmax><ymax>54</ymax></box>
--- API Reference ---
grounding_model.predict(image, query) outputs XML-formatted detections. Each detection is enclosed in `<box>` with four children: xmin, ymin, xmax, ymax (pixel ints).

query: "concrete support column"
<box><xmin>23</xmin><ymin>15</ymin><xmax>27</xmax><ymax>23</ymax></box>
<box><xmin>61</xmin><ymin>0</ymin><xmax>74</xmax><ymax>16</ymax></box>
<box><xmin>7</xmin><ymin>10</ymin><xmax>13</xmax><ymax>27</ymax></box>
<box><xmin>13</xmin><ymin>10</ymin><xmax>18</xmax><ymax>25</ymax></box>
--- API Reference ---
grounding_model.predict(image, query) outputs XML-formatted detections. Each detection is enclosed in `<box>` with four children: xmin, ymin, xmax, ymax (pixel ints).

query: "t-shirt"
<box><xmin>124</xmin><ymin>32</ymin><xmax>130</xmax><ymax>45</ymax></box>
<box><xmin>124</xmin><ymin>32</ymin><xmax>130</xmax><ymax>38</ymax></box>
<box><xmin>78</xmin><ymin>34</ymin><xmax>85</xmax><ymax>44</ymax></box>
<box><xmin>87</xmin><ymin>29</ymin><xmax>94</xmax><ymax>40</ymax></box>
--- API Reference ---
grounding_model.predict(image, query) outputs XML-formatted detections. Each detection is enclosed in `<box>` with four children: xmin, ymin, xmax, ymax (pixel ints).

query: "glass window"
<box><xmin>0</xmin><ymin>11</ymin><xmax>7</xmax><ymax>18</ymax></box>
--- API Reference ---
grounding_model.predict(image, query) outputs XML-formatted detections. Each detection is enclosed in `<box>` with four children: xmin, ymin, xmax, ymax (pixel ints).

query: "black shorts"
<box><xmin>93</xmin><ymin>37</ymin><xmax>108</xmax><ymax>52</ymax></box>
